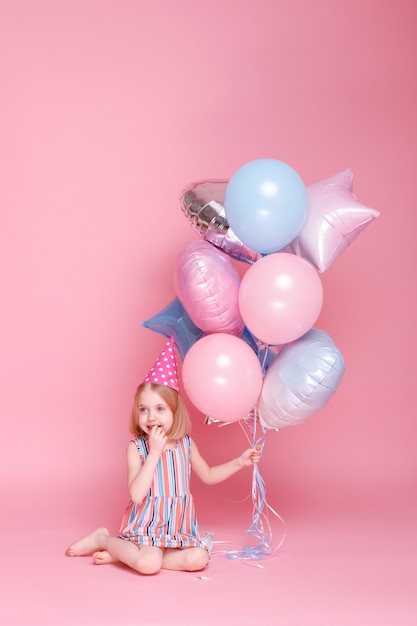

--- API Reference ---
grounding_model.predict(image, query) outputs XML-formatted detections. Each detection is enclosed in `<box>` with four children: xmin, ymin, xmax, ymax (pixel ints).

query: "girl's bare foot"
<box><xmin>65</xmin><ymin>527</ymin><xmax>110</xmax><ymax>556</ymax></box>
<box><xmin>93</xmin><ymin>550</ymin><xmax>118</xmax><ymax>565</ymax></box>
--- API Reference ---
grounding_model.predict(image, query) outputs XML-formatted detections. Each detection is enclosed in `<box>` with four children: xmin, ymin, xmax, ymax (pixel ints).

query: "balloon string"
<box><xmin>258</xmin><ymin>342</ymin><xmax>270</xmax><ymax>376</ymax></box>
<box><xmin>217</xmin><ymin>408</ymin><xmax>286</xmax><ymax>563</ymax></box>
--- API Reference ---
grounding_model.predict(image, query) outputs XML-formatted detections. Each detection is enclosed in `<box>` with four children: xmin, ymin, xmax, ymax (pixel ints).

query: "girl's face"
<box><xmin>137</xmin><ymin>387</ymin><xmax>174</xmax><ymax>436</ymax></box>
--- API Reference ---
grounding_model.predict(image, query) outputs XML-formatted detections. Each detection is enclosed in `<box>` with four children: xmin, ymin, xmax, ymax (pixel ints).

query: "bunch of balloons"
<box><xmin>143</xmin><ymin>159</ymin><xmax>379</xmax><ymax>431</ymax></box>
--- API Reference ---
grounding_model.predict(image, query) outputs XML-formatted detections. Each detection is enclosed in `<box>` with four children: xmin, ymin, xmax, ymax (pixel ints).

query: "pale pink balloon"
<box><xmin>238</xmin><ymin>253</ymin><xmax>323</xmax><ymax>345</ymax></box>
<box><xmin>181</xmin><ymin>333</ymin><xmax>263</xmax><ymax>423</ymax></box>
<box><xmin>289</xmin><ymin>169</ymin><xmax>380</xmax><ymax>272</ymax></box>
<box><xmin>174</xmin><ymin>240</ymin><xmax>244</xmax><ymax>336</ymax></box>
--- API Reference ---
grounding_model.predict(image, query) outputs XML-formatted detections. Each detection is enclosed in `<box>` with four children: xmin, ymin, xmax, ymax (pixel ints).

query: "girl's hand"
<box><xmin>238</xmin><ymin>445</ymin><xmax>261</xmax><ymax>468</ymax></box>
<box><xmin>148</xmin><ymin>426</ymin><xmax>168</xmax><ymax>455</ymax></box>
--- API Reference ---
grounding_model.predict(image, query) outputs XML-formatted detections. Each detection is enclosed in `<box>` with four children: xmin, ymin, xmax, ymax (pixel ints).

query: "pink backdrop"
<box><xmin>1</xmin><ymin>1</ymin><xmax>416</xmax><ymax>624</ymax></box>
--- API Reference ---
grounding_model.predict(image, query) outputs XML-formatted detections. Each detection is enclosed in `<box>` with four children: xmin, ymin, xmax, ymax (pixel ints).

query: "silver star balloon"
<box><xmin>180</xmin><ymin>180</ymin><xmax>261</xmax><ymax>264</ymax></box>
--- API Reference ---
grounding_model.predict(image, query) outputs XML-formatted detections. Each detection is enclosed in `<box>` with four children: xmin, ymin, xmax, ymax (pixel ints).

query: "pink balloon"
<box><xmin>181</xmin><ymin>333</ymin><xmax>263</xmax><ymax>423</ymax></box>
<box><xmin>174</xmin><ymin>240</ymin><xmax>244</xmax><ymax>336</ymax></box>
<box><xmin>238</xmin><ymin>253</ymin><xmax>323</xmax><ymax>345</ymax></box>
<box><xmin>289</xmin><ymin>169</ymin><xmax>380</xmax><ymax>272</ymax></box>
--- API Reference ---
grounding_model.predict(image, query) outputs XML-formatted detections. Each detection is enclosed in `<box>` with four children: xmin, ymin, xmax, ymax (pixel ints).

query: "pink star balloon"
<box><xmin>289</xmin><ymin>169</ymin><xmax>380</xmax><ymax>272</ymax></box>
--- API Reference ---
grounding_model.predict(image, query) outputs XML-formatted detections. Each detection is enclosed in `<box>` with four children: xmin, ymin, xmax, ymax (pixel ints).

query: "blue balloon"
<box><xmin>224</xmin><ymin>159</ymin><xmax>307</xmax><ymax>255</ymax></box>
<box><xmin>240</xmin><ymin>326</ymin><xmax>259</xmax><ymax>353</ymax></box>
<box><xmin>240</xmin><ymin>326</ymin><xmax>281</xmax><ymax>374</ymax></box>
<box><xmin>258</xmin><ymin>328</ymin><xmax>345</xmax><ymax>429</ymax></box>
<box><xmin>142</xmin><ymin>298</ymin><xmax>204</xmax><ymax>360</ymax></box>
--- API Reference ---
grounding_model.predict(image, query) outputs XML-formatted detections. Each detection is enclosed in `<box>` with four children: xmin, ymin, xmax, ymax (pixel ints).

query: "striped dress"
<box><xmin>118</xmin><ymin>435</ymin><xmax>205</xmax><ymax>550</ymax></box>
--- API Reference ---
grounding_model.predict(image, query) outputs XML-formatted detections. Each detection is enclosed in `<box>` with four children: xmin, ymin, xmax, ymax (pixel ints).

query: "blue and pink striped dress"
<box><xmin>118</xmin><ymin>435</ymin><xmax>205</xmax><ymax>550</ymax></box>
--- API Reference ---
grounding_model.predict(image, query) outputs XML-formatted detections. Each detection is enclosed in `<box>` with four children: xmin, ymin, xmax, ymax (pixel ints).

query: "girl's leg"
<box><xmin>162</xmin><ymin>547</ymin><xmax>209</xmax><ymax>572</ymax></box>
<box><xmin>101</xmin><ymin>537</ymin><xmax>164</xmax><ymax>575</ymax></box>
<box><xmin>66</xmin><ymin>528</ymin><xmax>164</xmax><ymax>575</ymax></box>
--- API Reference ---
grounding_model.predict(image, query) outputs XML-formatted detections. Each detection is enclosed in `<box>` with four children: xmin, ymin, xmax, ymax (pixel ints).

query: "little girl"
<box><xmin>66</xmin><ymin>338</ymin><xmax>260</xmax><ymax>575</ymax></box>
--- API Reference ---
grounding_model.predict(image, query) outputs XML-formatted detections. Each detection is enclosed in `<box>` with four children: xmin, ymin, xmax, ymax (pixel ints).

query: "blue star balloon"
<box><xmin>142</xmin><ymin>298</ymin><xmax>204</xmax><ymax>360</ymax></box>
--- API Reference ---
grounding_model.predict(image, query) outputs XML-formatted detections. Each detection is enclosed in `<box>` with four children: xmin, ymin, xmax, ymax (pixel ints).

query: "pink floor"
<box><xmin>3</xmin><ymin>491</ymin><xmax>416</xmax><ymax>625</ymax></box>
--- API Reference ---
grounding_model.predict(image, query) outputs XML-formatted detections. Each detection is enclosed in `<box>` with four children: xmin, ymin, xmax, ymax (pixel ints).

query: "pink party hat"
<box><xmin>143</xmin><ymin>337</ymin><xmax>179</xmax><ymax>392</ymax></box>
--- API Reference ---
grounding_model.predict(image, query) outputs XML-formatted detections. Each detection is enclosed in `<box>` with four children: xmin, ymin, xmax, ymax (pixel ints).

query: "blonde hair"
<box><xmin>130</xmin><ymin>382</ymin><xmax>191</xmax><ymax>440</ymax></box>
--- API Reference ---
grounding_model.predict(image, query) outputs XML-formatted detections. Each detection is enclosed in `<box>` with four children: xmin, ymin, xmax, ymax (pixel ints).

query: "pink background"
<box><xmin>1</xmin><ymin>1</ymin><xmax>416</xmax><ymax>624</ymax></box>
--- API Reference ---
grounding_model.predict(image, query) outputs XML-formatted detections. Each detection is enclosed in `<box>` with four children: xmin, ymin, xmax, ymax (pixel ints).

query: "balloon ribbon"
<box><xmin>225</xmin><ymin>409</ymin><xmax>286</xmax><ymax>563</ymax></box>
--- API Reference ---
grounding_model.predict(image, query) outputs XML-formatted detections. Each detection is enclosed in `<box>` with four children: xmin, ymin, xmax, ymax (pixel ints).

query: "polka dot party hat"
<box><xmin>143</xmin><ymin>337</ymin><xmax>179</xmax><ymax>392</ymax></box>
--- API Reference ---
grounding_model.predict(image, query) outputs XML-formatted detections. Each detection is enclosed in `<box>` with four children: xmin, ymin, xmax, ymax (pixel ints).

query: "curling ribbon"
<box><xmin>226</xmin><ymin>418</ymin><xmax>286</xmax><ymax>562</ymax></box>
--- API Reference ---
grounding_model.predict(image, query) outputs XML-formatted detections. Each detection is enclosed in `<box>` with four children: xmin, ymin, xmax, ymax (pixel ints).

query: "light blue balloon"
<box><xmin>224</xmin><ymin>159</ymin><xmax>307</xmax><ymax>255</ymax></box>
<box><xmin>258</xmin><ymin>328</ymin><xmax>345</xmax><ymax>429</ymax></box>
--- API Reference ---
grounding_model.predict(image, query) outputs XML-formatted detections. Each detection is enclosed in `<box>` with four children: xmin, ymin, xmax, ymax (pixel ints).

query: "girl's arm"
<box><xmin>127</xmin><ymin>427</ymin><xmax>167</xmax><ymax>503</ymax></box>
<box><xmin>190</xmin><ymin>440</ymin><xmax>260</xmax><ymax>485</ymax></box>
